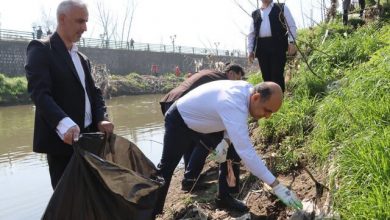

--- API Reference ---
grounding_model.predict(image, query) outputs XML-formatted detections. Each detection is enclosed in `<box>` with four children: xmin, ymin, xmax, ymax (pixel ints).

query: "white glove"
<box><xmin>272</xmin><ymin>183</ymin><xmax>303</xmax><ymax>210</ymax></box>
<box><xmin>215</xmin><ymin>139</ymin><xmax>229</xmax><ymax>163</ymax></box>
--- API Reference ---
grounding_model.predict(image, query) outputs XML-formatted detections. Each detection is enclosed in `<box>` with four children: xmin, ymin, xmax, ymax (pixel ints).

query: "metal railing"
<box><xmin>0</xmin><ymin>29</ymin><xmax>245</xmax><ymax>57</ymax></box>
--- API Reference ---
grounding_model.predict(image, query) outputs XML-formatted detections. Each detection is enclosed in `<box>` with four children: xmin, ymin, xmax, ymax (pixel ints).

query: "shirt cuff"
<box><xmin>56</xmin><ymin>117</ymin><xmax>77</xmax><ymax>140</ymax></box>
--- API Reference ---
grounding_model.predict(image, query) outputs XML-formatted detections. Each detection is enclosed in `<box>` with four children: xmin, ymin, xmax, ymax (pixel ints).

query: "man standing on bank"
<box><xmin>153</xmin><ymin>81</ymin><xmax>302</xmax><ymax>216</ymax></box>
<box><xmin>342</xmin><ymin>0</ymin><xmax>365</xmax><ymax>25</ymax></box>
<box><xmin>25</xmin><ymin>0</ymin><xmax>114</xmax><ymax>189</ymax></box>
<box><xmin>248</xmin><ymin>0</ymin><xmax>297</xmax><ymax>92</ymax></box>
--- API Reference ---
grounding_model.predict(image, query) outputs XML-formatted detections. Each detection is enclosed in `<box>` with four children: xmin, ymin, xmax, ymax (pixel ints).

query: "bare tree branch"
<box><xmin>39</xmin><ymin>7</ymin><xmax>56</xmax><ymax>33</ymax></box>
<box><xmin>232</xmin><ymin>0</ymin><xmax>252</xmax><ymax>17</ymax></box>
<box><xmin>125</xmin><ymin>0</ymin><xmax>138</xmax><ymax>43</ymax></box>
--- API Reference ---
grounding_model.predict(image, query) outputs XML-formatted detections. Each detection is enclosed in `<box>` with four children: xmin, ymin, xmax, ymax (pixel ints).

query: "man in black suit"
<box><xmin>25</xmin><ymin>0</ymin><xmax>114</xmax><ymax>189</ymax></box>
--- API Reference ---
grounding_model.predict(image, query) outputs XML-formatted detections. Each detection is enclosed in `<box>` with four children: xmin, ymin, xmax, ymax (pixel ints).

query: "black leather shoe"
<box><xmin>215</xmin><ymin>195</ymin><xmax>249</xmax><ymax>212</ymax></box>
<box><xmin>181</xmin><ymin>178</ymin><xmax>210</xmax><ymax>192</ymax></box>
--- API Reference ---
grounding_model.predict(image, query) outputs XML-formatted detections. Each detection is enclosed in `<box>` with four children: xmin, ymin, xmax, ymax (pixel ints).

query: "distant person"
<box><xmin>25</xmin><ymin>0</ymin><xmax>114</xmax><ymax>189</ymax></box>
<box><xmin>343</xmin><ymin>0</ymin><xmax>365</xmax><ymax>25</ymax></box>
<box><xmin>151</xmin><ymin>64</ymin><xmax>159</xmax><ymax>75</ymax></box>
<box><xmin>248</xmin><ymin>0</ymin><xmax>297</xmax><ymax>92</ymax></box>
<box><xmin>130</xmin><ymin>38</ymin><xmax>134</xmax><ymax>50</ymax></box>
<box><xmin>36</xmin><ymin>26</ymin><xmax>43</xmax><ymax>39</ymax></box>
<box><xmin>175</xmin><ymin>65</ymin><xmax>181</xmax><ymax>77</ymax></box>
<box><xmin>47</xmin><ymin>29</ymin><xmax>52</xmax><ymax>36</ymax></box>
<box><xmin>153</xmin><ymin>81</ymin><xmax>303</xmax><ymax>216</ymax></box>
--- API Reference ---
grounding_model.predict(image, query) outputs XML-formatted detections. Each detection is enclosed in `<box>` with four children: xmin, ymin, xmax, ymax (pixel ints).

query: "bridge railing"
<box><xmin>0</xmin><ymin>29</ymin><xmax>245</xmax><ymax>57</ymax></box>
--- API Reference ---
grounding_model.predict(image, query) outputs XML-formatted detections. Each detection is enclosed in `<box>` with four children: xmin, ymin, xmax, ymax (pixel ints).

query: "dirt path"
<box><xmin>156</xmin><ymin>153</ymin><xmax>329</xmax><ymax>220</ymax></box>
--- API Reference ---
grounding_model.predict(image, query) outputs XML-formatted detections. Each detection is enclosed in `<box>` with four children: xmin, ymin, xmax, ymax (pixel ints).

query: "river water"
<box><xmin>0</xmin><ymin>94</ymin><xmax>167</xmax><ymax>220</ymax></box>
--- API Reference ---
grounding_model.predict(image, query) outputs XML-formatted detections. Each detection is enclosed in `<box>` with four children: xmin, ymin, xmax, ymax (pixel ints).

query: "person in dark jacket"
<box><xmin>248</xmin><ymin>0</ymin><xmax>297</xmax><ymax>92</ymax></box>
<box><xmin>25</xmin><ymin>0</ymin><xmax>114</xmax><ymax>189</ymax></box>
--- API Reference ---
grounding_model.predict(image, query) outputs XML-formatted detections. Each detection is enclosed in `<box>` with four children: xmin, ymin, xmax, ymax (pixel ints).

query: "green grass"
<box><xmin>251</xmin><ymin>17</ymin><xmax>389</xmax><ymax>218</ymax></box>
<box><xmin>310</xmin><ymin>45</ymin><xmax>390</xmax><ymax>218</ymax></box>
<box><xmin>0</xmin><ymin>73</ymin><xmax>29</xmax><ymax>105</ymax></box>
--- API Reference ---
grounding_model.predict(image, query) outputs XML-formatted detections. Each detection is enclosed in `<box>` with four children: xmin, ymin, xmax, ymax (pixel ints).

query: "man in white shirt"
<box><xmin>25</xmin><ymin>0</ymin><xmax>114</xmax><ymax>189</ymax></box>
<box><xmin>153</xmin><ymin>81</ymin><xmax>302</xmax><ymax>216</ymax></box>
<box><xmin>248</xmin><ymin>0</ymin><xmax>297</xmax><ymax>92</ymax></box>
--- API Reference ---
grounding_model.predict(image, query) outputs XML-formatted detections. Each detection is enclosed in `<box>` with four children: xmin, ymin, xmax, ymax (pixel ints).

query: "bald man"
<box><xmin>25</xmin><ymin>0</ymin><xmax>113</xmax><ymax>189</ymax></box>
<box><xmin>153</xmin><ymin>81</ymin><xmax>302</xmax><ymax>216</ymax></box>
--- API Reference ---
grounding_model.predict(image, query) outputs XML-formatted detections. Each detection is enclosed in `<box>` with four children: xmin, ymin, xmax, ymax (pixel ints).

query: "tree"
<box><xmin>326</xmin><ymin>0</ymin><xmax>338</xmax><ymax>22</ymax></box>
<box><xmin>40</xmin><ymin>7</ymin><xmax>56</xmax><ymax>34</ymax></box>
<box><xmin>96</xmin><ymin>0</ymin><xmax>138</xmax><ymax>48</ymax></box>
<box><xmin>96</xmin><ymin>1</ymin><xmax>117</xmax><ymax>47</ymax></box>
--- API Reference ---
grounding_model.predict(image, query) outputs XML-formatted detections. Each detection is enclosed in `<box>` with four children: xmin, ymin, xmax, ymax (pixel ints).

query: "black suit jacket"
<box><xmin>25</xmin><ymin>32</ymin><xmax>108</xmax><ymax>155</ymax></box>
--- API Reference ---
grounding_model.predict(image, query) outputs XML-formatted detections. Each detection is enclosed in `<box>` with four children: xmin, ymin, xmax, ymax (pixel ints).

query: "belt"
<box><xmin>83</xmin><ymin>124</ymin><xmax>93</xmax><ymax>133</ymax></box>
<box><xmin>257</xmin><ymin>37</ymin><xmax>273</xmax><ymax>41</ymax></box>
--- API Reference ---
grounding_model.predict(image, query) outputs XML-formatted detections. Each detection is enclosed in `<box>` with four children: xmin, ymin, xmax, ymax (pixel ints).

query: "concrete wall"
<box><xmin>0</xmin><ymin>40</ymin><xmax>247</xmax><ymax>76</ymax></box>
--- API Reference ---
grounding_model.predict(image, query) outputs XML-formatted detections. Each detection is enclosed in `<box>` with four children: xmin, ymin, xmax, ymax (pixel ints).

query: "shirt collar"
<box><xmin>261</xmin><ymin>1</ymin><xmax>274</xmax><ymax>10</ymax></box>
<box><xmin>69</xmin><ymin>43</ymin><xmax>78</xmax><ymax>53</ymax></box>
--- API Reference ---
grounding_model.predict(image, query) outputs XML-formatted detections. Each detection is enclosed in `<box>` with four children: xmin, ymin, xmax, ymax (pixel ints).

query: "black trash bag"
<box><xmin>42</xmin><ymin>133</ymin><xmax>164</xmax><ymax>220</ymax></box>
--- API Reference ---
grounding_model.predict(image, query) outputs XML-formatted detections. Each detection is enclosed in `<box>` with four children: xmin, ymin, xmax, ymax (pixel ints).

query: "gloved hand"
<box><xmin>272</xmin><ymin>183</ymin><xmax>303</xmax><ymax>210</ymax></box>
<box><xmin>215</xmin><ymin>139</ymin><xmax>229</xmax><ymax>163</ymax></box>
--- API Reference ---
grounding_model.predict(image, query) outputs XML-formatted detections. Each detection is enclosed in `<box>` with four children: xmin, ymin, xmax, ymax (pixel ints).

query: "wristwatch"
<box><xmin>289</xmin><ymin>41</ymin><xmax>295</xmax><ymax>45</ymax></box>
<box><xmin>269</xmin><ymin>179</ymin><xmax>280</xmax><ymax>188</ymax></box>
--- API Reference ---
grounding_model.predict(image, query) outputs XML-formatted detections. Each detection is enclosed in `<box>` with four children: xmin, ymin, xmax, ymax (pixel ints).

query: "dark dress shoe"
<box><xmin>215</xmin><ymin>195</ymin><xmax>249</xmax><ymax>212</ymax></box>
<box><xmin>181</xmin><ymin>178</ymin><xmax>210</xmax><ymax>192</ymax></box>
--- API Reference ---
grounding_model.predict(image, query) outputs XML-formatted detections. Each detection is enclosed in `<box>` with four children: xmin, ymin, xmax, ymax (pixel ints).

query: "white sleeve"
<box><xmin>219</xmin><ymin>108</ymin><xmax>276</xmax><ymax>185</ymax></box>
<box><xmin>56</xmin><ymin>117</ymin><xmax>77</xmax><ymax>140</ymax></box>
<box><xmin>247</xmin><ymin>19</ymin><xmax>256</xmax><ymax>54</ymax></box>
<box><xmin>283</xmin><ymin>5</ymin><xmax>297</xmax><ymax>42</ymax></box>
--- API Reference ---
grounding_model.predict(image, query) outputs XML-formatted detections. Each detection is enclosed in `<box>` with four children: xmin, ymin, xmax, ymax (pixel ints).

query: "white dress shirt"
<box><xmin>247</xmin><ymin>2</ymin><xmax>297</xmax><ymax>53</ymax></box>
<box><xmin>177</xmin><ymin>80</ymin><xmax>276</xmax><ymax>185</ymax></box>
<box><xmin>56</xmin><ymin>44</ymin><xmax>92</xmax><ymax>140</ymax></box>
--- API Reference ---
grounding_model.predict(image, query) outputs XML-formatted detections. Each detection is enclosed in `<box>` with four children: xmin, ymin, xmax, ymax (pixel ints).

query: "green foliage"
<box><xmin>253</xmin><ymin>19</ymin><xmax>389</xmax><ymax>218</ymax></box>
<box><xmin>257</xmin><ymin>96</ymin><xmax>317</xmax><ymax>173</ymax></box>
<box><xmin>335</xmin><ymin>129</ymin><xmax>390</xmax><ymax>218</ymax></box>
<box><xmin>246</xmin><ymin>72</ymin><xmax>263</xmax><ymax>85</ymax></box>
<box><xmin>309</xmin><ymin>40</ymin><xmax>390</xmax><ymax>217</ymax></box>
<box><xmin>0</xmin><ymin>74</ymin><xmax>29</xmax><ymax>105</ymax></box>
<box><xmin>366</xmin><ymin>0</ymin><xmax>377</xmax><ymax>6</ymax></box>
<box><xmin>108</xmin><ymin>72</ymin><xmax>184</xmax><ymax>96</ymax></box>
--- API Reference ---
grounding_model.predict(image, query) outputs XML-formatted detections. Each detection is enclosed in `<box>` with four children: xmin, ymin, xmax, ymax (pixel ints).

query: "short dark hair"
<box><xmin>253</xmin><ymin>83</ymin><xmax>272</xmax><ymax>102</ymax></box>
<box><xmin>224</xmin><ymin>63</ymin><xmax>245</xmax><ymax>76</ymax></box>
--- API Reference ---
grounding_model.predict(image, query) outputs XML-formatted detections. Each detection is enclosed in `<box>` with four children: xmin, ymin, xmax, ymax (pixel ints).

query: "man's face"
<box><xmin>226</xmin><ymin>70</ymin><xmax>243</xmax><ymax>80</ymax></box>
<box><xmin>261</xmin><ymin>0</ymin><xmax>272</xmax><ymax>4</ymax></box>
<box><xmin>60</xmin><ymin>6</ymin><xmax>88</xmax><ymax>43</ymax></box>
<box><xmin>249</xmin><ymin>92</ymin><xmax>282</xmax><ymax>120</ymax></box>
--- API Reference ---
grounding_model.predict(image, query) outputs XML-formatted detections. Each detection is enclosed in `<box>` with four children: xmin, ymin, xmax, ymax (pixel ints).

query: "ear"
<box><xmin>58</xmin><ymin>14</ymin><xmax>66</xmax><ymax>25</ymax></box>
<box><xmin>251</xmin><ymin>92</ymin><xmax>261</xmax><ymax>103</ymax></box>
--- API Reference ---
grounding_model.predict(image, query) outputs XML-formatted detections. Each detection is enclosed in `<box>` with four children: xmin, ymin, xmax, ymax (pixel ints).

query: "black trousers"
<box><xmin>161</xmin><ymin>101</ymin><xmax>242</xmax><ymax>197</ymax></box>
<box><xmin>256</xmin><ymin>37</ymin><xmax>287</xmax><ymax>92</ymax></box>
<box><xmin>218</xmin><ymin>146</ymin><xmax>241</xmax><ymax>197</ymax></box>
<box><xmin>160</xmin><ymin>101</ymin><xmax>196</xmax><ymax>169</ymax></box>
<box><xmin>46</xmin><ymin>125</ymin><xmax>94</xmax><ymax>189</ymax></box>
<box><xmin>343</xmin><ymin>0</ymin><xmax>365</xmax><ymax>24</ymax></box>
<box><xmin>47</xmin><ymin>153</ymin><xmax>72</xmax><ymax>189</ymax></box>
<box><xmin>153</xmin><ymin>104</ymin><xmax>223</xmax><ymax>216</ymax></box>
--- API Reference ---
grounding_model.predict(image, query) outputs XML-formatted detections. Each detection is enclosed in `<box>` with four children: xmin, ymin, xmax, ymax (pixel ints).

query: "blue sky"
<box><xmin>0</xmin><ymin>0</ymin><xmax>326</xmax><ymax>51</ymax></box>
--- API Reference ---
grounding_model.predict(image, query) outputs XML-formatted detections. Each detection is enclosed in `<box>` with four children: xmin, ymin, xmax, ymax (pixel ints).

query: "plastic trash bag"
<box><xmin>42</xmin><ymin>133</ymin><xmax>163</xmax><ymax>220</ymax></box>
